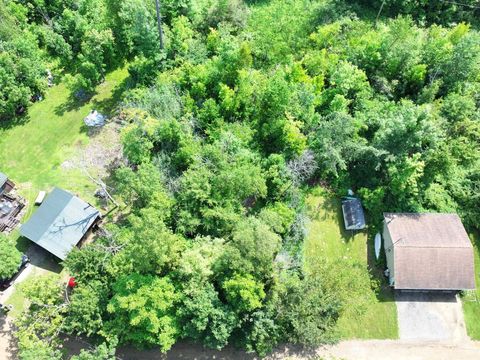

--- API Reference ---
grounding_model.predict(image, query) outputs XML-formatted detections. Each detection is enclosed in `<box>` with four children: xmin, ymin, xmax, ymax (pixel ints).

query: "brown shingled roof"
<box><xmin>384</xmin><ymin>213</ymin><xmax>475</xmax><ymax>290</ymax></box>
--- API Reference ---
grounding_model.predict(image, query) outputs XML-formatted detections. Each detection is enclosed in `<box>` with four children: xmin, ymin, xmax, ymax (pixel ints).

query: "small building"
<box><xmin>20</xmin><ymin>188</ymin><xmax>100</xmax><ymax>260</ymax></box>
<box><xmin>341</xmin><ymin>197</ymin><xmax>366</xmax><ymax>230</ymax></box>
<box><xmin>383</xmin><ymin>213</ymin><xmax>475</xmax><ymax>290</ymax></box>
<box><xmin>0</xmin><ymin>172</ymin><xmax>15</xmax><ymax>194</ymax></box>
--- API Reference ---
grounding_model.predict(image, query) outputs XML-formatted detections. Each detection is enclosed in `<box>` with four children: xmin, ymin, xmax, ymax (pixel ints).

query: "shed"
<box><xmin>383</xmin><ymin>213</ymin><xmax>475</xmax><ymax>290</ymax></box>
<box><xmin>341</xmin><ymin>198</ymin><xmax>366</xmax><ymax>230</ymax></box>
<box><xmin>20</xmin><ymin>188</ymin><xmax>100</xmax><ymax>260</ymax></box>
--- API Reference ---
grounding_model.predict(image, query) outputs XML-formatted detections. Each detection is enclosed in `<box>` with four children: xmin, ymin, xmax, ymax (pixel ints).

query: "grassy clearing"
<box><xmin>462</xmin><ymin>231</ymin><xmax>480</xmax><ymax>340</ymax></box>
<box><xmin>0</xmin><ymin>67</ymin><xmax>128</xmax><ymax>209</ymax></box>
<box><xmin>0</xmin><ymin>67</ymin><xmax>128</xmax><ymax>246</ymax></box>
<box><xmin>303</xmin><ymin>187</ymin><xmax>398</xmax><ymax>339</ymax></box>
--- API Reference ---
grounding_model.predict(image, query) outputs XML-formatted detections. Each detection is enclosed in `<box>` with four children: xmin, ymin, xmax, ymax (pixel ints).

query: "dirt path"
<box><xmin>58</xmin><ymin>338</ymin><xmax>480</xmax><ymax>360</ymax></box>
<box><xmin>314</xmin><ymin>340</ymin><xmax>480</xmax><ymax>360</ymax></box>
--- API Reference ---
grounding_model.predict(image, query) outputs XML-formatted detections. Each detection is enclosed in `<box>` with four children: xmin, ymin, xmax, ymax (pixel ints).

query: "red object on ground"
<box><xmin>68</xmin><ymin>277</ymin><xmax>77</xmax><ymax>288</ymax></box>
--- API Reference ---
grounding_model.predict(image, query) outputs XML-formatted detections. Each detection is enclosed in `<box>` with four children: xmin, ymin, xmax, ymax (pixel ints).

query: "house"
<box><xmin>341</xmin><ymin>197</ymin><xmax>366</xmax><ymax>230</ymax></box>
<box><xmin>0</xmin><ymin>172</ymin><xmax>15</xmax><ymax>194</ymax></box>
<box><xmin>383</xmin><ymin>213</ymin><xmax>475</xmax><ymax>291</ymax></box>
<box><xmin>20</xmin><ymin>188</ymin><xmax>100</xmax><ymax>260</ymax></box>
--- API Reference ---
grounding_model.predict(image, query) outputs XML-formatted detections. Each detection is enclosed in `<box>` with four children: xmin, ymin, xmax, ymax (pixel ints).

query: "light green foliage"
<box><xmin>217</xmin><ymin>217</ymin><xmax>282</xmax><ymax>280</ymax></box>
<box><xmin>18</xmin><ymin>341</ymin><xmax>63</xmax><ymax>360</ymax></box>
<box><xmin>15</xmin><ymin>275</ymin><xmax>66</xmax><ymax>357</ymax></box>
<box><xmin>175</xmin><ymin>133</ymin><xmax>267</xmax><ymax>237</ymax></box>
<box><xmin>106</xmin><ymin>274</ymin><xmax>180</xmax><ymax>351</ymax></box>
<box><xmin>114</xmin><ymin>0</ymin><xmax>159</xmax><ymax>57</ymax></box>
<box><xmin>115</xmin><ymin>162</ymin><xmax>173</xmax><ymax>210</ymax></box>
<box><xmin>114</xmin><ymin>207</ymin><xmax>187</xmax><ymax>275</ymax></box>
<box><xmin>176</xmin><ymin>237</ymin><xmax>224</xmax><ymax>281</ymax></box>
<box><xmin>222</xmin><ymin>274</ymin><xmax>266</xmax><ymax>313</ymax></box>
<box><xmin>0</xmin><ymin>235</ymin><xmax>22</xmax><ymax>279</ymax></box>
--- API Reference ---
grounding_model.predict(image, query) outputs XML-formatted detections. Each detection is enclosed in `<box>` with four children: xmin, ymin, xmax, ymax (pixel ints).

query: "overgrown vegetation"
<box><xmin>2</xmin><ymin>0</ymin><xmax>480</xmax><ymax>358</ymax></box>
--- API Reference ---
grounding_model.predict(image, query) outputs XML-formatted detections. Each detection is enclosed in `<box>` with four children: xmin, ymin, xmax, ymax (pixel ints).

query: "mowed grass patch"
<box><xmin>303</xmin><ymin>186</ymin><xmax>398</xmax><ymax>339</ymax></box>
<box><xmin>462</xmin><ymin>231</ymin><xmax>480</xmax><ymax>340</ymax></box>
<box><xmin>0</xmin><ymin>67</ymin><xmax>128</xmax><ymax>213</ymax></box>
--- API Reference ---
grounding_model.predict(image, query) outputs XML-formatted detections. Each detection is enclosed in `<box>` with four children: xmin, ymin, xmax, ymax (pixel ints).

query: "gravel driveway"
<box><xmin>395</xmin><ymin>291</ymin><xmax>468</xmax><ymax>342</ymax></box>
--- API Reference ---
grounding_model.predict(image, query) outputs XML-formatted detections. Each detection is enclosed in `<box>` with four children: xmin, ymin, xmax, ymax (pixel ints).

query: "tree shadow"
<box><xmin>62</xmin><ymin>337</ymin><xmax>324</xmax><ymax>360</ymax></box>
<box><xmin>25</xmin><ymin>242</ymin><xmax>62</xmax><ymax>274</ymax></box>
<box><xmin>90</xmin><ymin>76</ymin><xmax>131</xmax><ymax>117</ymax></box>
<box><xmin>54</xmin><ymin>92</ymin><xmax>94</xmax><ymax>117</ymax></box>
<box><xmin>0</xmin><ymin>113</ymin><xmax>31</xmax><ymax>131</ymax></box>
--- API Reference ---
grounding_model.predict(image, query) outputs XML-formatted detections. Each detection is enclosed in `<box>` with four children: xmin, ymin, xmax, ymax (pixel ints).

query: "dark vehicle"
<box><xmin>0</xmin><ymin>254</ymin><xmax>30</xmax><ymax>291</ymax></box>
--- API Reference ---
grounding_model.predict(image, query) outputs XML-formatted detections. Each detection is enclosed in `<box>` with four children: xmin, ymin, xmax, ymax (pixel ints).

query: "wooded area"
<box><xmin>1</xmin><ymin>0</ymin><xmax>480</xmax><ymax>359</ymax></box>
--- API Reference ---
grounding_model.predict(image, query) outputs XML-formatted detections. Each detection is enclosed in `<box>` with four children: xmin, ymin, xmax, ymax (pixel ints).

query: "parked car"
<box><xmin>0</xmin><ymin>254</ymin><xmax>30</xmax><ymax>291</ymax></box>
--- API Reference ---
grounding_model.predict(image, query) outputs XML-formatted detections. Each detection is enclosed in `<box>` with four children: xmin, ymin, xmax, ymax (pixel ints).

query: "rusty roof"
<box><xmin>384</xmin><ymin>213</ymin><xmax>475</xmax><ymax>290</ymax></box>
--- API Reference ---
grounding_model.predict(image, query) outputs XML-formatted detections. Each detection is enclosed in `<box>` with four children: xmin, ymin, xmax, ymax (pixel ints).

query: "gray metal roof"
<box><xmin>0</xmin><ymin>172</ymin><xmax>7</xmax><ymax>188</ymax></box>
<box><xmin>20</xmin><ymin>188</ymin><xmax>100</xmax><ymax>260</ymax></box>
<box><xmin>341</xmin><ymin>198</ymin><xmax>366</xmax><ymax>230</ymax></box>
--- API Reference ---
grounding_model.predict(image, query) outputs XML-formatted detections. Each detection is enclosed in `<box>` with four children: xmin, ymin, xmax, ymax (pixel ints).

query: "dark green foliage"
<box><xmin>177</xmin><ymin>280</ymin><xmax>238</xmax><ymax>349</ymax></box>
<box><xmin>362</xmin><ymin>0</ymin><xmax>480</xmax><ymax>25</ymax></box>
<box><xmin>275</xmin><ymin>272</ymin><xmax>341</xmax><ymax>345</ymax></box>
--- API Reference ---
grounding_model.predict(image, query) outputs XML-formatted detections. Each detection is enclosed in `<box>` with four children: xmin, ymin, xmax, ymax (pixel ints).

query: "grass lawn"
<box><xmin>0</xmin><ymin>67</ymin><xmax>128</xmax><ymax>247</ymax></box>
<box><xmin>303</xmin><ymin>186</ymin><xmax>398</xmax><ymax>339</ymax></box>
<box><xmin>462</xmin><ymin>231</ymin><xmax>480</xmax><ymax>340</ymax></box>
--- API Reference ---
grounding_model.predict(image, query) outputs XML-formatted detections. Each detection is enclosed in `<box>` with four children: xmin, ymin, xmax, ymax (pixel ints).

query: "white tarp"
<box><xmin>84</xmin><ymin>110</ymin><xmax>106</xmax><ymax>127</ymax></box>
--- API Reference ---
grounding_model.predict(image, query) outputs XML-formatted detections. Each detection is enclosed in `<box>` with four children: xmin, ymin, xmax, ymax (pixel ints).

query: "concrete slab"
<box><xmin>395</xmin><ymin>291</ymin><xmax>468</xmax><ymax>342</ymax></box>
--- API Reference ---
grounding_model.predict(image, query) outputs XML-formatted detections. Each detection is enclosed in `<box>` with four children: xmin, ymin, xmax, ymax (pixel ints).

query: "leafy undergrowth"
<box><xmin>303</xmin><ymin>187</ymin><xmax>398</xmax><ymax>339</ymax></box>
<box><xmin>462</xmin><ymin>231</ymin><xmax>480</xmax><ymax>340</ymax></box>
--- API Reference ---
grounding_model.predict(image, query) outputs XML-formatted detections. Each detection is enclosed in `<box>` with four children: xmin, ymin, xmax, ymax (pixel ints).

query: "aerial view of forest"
<box><xmin>0</xmin><ymin>0</ymin><xmax>480</xmax><ymax>359</ymax></box>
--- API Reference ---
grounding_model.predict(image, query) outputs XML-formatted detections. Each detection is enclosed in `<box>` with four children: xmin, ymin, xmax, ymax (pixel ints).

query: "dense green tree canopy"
<box><xmin>7</xmin><ymin>0</ymin><xmax>480</xmax><ymax>358</ymax></box>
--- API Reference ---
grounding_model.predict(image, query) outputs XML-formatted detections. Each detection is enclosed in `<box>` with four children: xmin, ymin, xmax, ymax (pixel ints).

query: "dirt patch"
<box><xmin>61</xmin><ymin>122</ymin><xmax>123</xmax><ymax>179</ymax></box>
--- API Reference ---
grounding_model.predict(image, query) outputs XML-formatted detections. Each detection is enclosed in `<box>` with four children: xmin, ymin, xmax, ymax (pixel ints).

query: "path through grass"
<box><xmin>303</xmin><ymin>187</ymin><xmax>398</xmax><ymax>339</ymax></box>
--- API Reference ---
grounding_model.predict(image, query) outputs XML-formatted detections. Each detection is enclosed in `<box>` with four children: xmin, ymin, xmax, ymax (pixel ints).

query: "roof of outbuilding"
<box><xmin>0</xmin><ymin>172</ymin><xmax>7</xmax><ymax>188</ymax></box>
<box><xmin>384</xmin><ymin>213</ymin><xmax>472</xmax><ymax>248</ymax></box>
<box><xmin>384</xmin><ymin>213</ymin><xmax>475</xmax><ymax>290</ymax></box>
<box><xmin>20</xmin><ymin>188</ymin><xmax>100</xmax><ymax>260</ymax></box>
<box><xmin>342</xmin><ymin>198</ymin><xmax>366</xmax><ymax>230</ymax></box>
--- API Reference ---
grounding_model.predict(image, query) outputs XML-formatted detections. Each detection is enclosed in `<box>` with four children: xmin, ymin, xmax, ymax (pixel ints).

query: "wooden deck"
<box><xmin>0</xmin><ymin>193</ymin><xmax>26</xmax><ymax>233</ymax></box>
